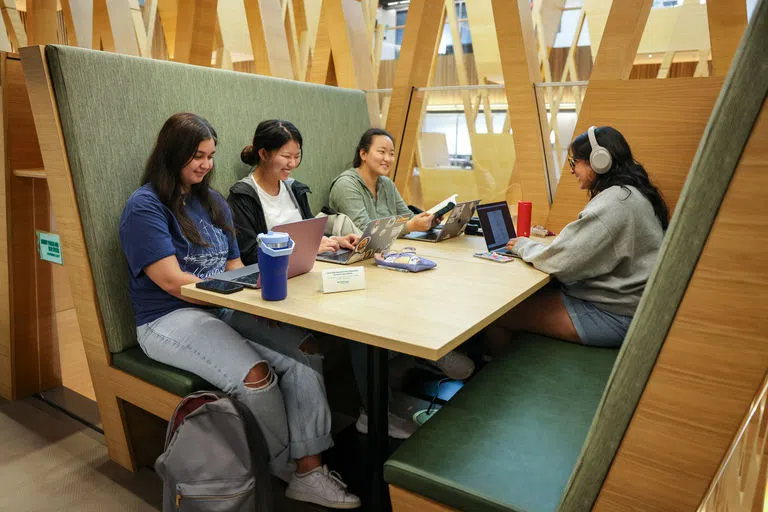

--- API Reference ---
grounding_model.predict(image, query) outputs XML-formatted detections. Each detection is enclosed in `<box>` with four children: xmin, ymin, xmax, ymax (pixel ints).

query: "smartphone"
<box><xmin>473</xmin><ymin>251</ymin><xmax>515</xmax><ymax>263</ymax></box>
<box><xmin>195</xmin><ymin>279</ymin><xmax>244</xmax><ymax>294</ymax></box>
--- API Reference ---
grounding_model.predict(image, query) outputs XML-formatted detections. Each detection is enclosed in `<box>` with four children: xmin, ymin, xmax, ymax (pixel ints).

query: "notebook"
<box><xmin>209</xmin><ymin>216</ymin><xmax>327</xmax><ymax>288</ymax></box>
<box><xmin>476</xmin><ymin>201</ymin><xmax>519</xmax><ymax>257</ymax></box>
<box><xmin>403</xmin><ymin>200</ymin><xmax>481</xmax><ymax>243</ymax></box>
<box><xmin>316</xmin><ymin>215</ymin><xmax>409</xmax><ymax>265</ymax></box>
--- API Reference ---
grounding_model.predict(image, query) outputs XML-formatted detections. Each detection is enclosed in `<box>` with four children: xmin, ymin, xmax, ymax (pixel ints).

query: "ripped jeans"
<box><xmin>136</xmin><ymin>307</ymin><xmax>332</xmax><ymax>479</ymax></box>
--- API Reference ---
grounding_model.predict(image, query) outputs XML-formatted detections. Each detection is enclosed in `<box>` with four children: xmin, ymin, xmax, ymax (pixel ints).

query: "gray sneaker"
<box><xmin>419</xmin><ymin>350</ymin><xmax>475</xmax><ymax>380</ymax></box>
<box><xmin>356</xmin><ymin>410</ymin><xmax>417</xmax><ymax>439</ymax></box>
<box><xmin>285</xmin><ymin>465</ymin><xmax>361</xmax><ymax>509</ymax></box>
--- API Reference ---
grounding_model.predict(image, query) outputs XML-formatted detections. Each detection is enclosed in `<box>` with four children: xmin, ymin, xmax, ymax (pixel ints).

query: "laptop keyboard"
<box><xmin>233</xmin><ymin>272</ymin><xmax>260</xmax><ymax>285</ymax></box>
<box><xmin>318</xmin><ymin>249</ymin><xmax>351</xmax><ymax>262</ymax></box>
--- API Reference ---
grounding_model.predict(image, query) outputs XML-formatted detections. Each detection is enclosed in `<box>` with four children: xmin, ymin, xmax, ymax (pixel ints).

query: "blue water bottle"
<box><xmin>257</xmin><ymin>231</ymin><xmax>295</xmax><ymax>301</ymax></box>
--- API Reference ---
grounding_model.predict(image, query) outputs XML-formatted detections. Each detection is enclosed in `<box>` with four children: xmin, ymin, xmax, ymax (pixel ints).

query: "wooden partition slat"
<box><xmin>590</xmin><ymin>0</ymin><xmax>652</xmax><ymax>81</ymax></box>
<box><xmin>26</xmin><ymin>0</ymin><xmax>59</xmax><ymax>46</ymax></box>
<box><xmin>387</xmin><ymin>0</ymin><xmax>446</xmax><ymax>196</ymax></box>
<box><xmin>491</xmin><ymin>0</ymin><xmax>551</xmax><ymax>225</ymax></box>
<box><xmin>174</xmin><ymin>0</ymin><xmax>217</xmax><ymax>66</ymax></box>
<box><xmin>1</xmin><ymin>0</ymin><xmax>28</xmax><ymax>50</ymax></box>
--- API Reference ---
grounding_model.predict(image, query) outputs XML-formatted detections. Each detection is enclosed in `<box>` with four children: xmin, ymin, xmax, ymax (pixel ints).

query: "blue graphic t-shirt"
<box><xmin>119</xmin><ymin>184</ymin><xmax>240</xmax><ymax>325</ymax></box>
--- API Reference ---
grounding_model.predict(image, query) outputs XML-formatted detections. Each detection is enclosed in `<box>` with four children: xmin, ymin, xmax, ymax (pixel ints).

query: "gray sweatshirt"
<box><xmin>513</xmin><ymin>185</ymin><xmax>664</xmax><ymax>317</ymax></box>
<box><xmin>328</xmin><ymin>169</ymin><xmax>413</xmax><ymax>231</ymax></box>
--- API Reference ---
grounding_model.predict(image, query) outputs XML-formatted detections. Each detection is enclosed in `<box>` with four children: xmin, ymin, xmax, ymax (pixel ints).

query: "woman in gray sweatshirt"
<box><xmin>491</xmin><ymin>126</ymin><xmax>669</xmax><ymax>349</ymax></box>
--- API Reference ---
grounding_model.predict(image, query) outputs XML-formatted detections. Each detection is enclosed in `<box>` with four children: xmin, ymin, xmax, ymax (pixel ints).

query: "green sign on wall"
<box><xmin>36</xmin><ymin>231</ymin><xmax>63</xmax><ymax>265</ymax></box>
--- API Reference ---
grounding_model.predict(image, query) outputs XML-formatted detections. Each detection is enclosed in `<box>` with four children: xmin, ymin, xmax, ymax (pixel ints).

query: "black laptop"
<box><xmin>476</xmin><ymin>201</ymin><xmax>519</xmax><ymax>257</ymax></box>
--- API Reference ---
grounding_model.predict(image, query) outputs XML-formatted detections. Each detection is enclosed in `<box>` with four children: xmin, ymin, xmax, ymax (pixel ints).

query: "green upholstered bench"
<box><xmin>385</xmin><ymin>335</ymin><xmax>618</xmax><ymax>512</ymax></box>
<box><xmin>22</xmin><ymin>43</ymin><xmax>371</xmax><ymax>469</ymax></box>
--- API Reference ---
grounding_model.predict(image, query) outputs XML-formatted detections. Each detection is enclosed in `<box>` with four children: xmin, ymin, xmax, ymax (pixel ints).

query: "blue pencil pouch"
<box><xmin>374</xmin><ymin>248</ymin><xmax>437</xmax><ymax>273</ymax></box>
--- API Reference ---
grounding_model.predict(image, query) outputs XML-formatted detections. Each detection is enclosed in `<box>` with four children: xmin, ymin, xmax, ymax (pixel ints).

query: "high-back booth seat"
<box><xmin>382</xmin><ymin>4</ymin><xmax>767</xmax><ymax>509</ymax></box>
<box><xmin>21</xmin><ymin>44</ymin><xmax>370</xmax><ymax>470</ymax></box>
<box><xmin>45</xmin><ymin>45</ymin><xmax>370</xmax><ymax>395</ymax></box>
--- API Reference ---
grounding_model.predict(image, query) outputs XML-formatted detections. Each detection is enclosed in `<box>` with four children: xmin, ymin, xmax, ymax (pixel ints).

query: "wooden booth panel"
<box><xmin>546</xmin><ymin>77</ymin><xmax>724</xmax><ymax>232</ymax></box>
<box><xmin>1</xmin><ymin>53</ymin><xmax>60</xmax><ymax>399</ymax></box>
<box><xmin>594</xmin><ymin>104</ymin><xmax>768</xmax><ymax>511</ymax></box>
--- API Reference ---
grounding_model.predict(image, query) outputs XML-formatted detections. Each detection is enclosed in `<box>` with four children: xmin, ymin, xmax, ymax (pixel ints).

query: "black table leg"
<box><xmin>367</xmin><ymin>345</ymin><xmax>390</xmax><ymax>511</ymax></box>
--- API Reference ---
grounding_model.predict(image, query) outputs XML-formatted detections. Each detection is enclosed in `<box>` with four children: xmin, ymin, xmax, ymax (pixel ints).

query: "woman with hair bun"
<box><xmin>489</xmin><ymin>126</ymin><xmax>669</xmax><ymax>349</ymax></box>
<box><xmin>228</xmin><ymin>119</ymin><xmax>358</xmax><ymax>265</ymax></box>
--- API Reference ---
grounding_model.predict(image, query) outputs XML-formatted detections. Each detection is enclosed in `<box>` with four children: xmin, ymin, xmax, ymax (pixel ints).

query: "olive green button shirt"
<box><xmin>328</xmin><ymin>168</ymin><xmax>413</xmax><ymax>231</ymax></box>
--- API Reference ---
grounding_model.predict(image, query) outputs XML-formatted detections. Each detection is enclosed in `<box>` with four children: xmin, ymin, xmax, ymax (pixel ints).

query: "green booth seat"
<box><xmin>111</xmin><ymin>347</ymin><xmax>214</xmax><ymax>397</ymax></box>
<box><xmin>384</xmin><ymin>334</ymin><xmax>618</xmax><ymax>512</ymax></box>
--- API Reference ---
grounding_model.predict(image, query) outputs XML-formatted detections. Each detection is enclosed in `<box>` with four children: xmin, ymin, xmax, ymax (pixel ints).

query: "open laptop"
<box><xmin>316</xmin><ymin>214</ymin><xmax>409</xmax><ymax>265</ymax></box>
<box><xmin>403</xmin><ymin>200</ymin><xmax>481</xmax><ymax>243</ymax></box>
<box><xmin>476</xmin><ymin>201</ymin><xmax>519</xmax><ymax>257</ymax></box>
<box><xmin>209</xmin><ymin>216</ymin><xmax>328</xmax><ymax>288</ymax></box>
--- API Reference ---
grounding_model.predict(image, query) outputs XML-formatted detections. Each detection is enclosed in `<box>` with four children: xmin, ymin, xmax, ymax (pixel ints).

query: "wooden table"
<box><xmin>182</xmin><ymin>235</ymin><xmax>549</xmax><ymax>510</ymax></box>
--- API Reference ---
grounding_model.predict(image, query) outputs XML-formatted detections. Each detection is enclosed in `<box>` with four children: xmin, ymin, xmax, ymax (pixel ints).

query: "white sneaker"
<box><xmin>356</xmin><ymin>410</ymin><xmax>417</xmax><ymax>439</ymax></box>
<box><xmin>285</xmin><ymin>465</ymin><xmax>361</xmax><ymax>509</ymax></box>
<box><xmin>419</xmin><ymin>351</ymin><xmax>475</xmax><ymax>380</ymax></box>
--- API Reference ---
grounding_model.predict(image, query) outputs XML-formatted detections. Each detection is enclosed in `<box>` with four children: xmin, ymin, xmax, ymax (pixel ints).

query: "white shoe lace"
<box><xmin>324</xmin><ymin>468</ymin><xmax>349</xmax><ymax>490</ymax></box>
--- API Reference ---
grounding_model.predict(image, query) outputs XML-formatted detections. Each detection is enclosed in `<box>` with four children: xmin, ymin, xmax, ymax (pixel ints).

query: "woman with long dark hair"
<box><xmin>489</xmin><ymin>126</ymin><xmax>668</xmax><ymax>349</ymax></box>
<box><xmin>119</xmin><ymin>113</ymin><xmax>360</xmax><ymax>509</ymax></box>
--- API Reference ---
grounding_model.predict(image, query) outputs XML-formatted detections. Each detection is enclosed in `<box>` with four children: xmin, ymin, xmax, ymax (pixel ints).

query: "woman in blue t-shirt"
<box><xmin>119</xmin><ymin>113</ymin><xmax>360</xmax><ymax>509</ymax></box>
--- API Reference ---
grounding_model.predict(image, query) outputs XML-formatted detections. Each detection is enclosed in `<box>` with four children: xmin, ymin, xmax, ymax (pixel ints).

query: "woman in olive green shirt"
<box><xmin>329</xmin><ymin>128</ymin><xmax>434</xmax><ymax>234</ymax></box>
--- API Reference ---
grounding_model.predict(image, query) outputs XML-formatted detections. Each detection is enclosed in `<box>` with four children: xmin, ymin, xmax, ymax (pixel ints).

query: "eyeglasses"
<box><xmin>567</xmin><ymin>156</ymin><xmax>576</xmax><ymax>170</ymax></box>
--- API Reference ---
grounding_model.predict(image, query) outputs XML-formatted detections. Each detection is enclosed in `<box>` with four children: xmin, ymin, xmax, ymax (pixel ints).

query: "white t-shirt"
<box><xmin>251</xmin><ymin>175</ymin><xmax>303</xmax><ymax>231</ymax></box>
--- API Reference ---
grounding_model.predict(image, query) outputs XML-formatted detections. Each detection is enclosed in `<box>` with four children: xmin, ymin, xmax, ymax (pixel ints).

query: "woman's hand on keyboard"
<box><xmin>318</xmin><ymin>236</ymin><xmax>340</xmax><ymax>254</ymax></box>
<box><xmin>332</xmin><ymin>234</ymin><xmax>359</xmax><ymax>250</ymax></box>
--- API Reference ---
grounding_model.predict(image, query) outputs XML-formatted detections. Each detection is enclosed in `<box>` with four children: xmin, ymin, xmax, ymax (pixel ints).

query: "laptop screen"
<box><xmin>476</xmin><ymin>202</ymin><xmax>516</xmax><ymax>251</ymax></box>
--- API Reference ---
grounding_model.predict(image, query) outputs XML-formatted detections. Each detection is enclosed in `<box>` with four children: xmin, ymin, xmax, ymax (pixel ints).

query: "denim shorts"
<box><xmin>561</xmin><ymin>293</ymin><xmax>633</xmax><ymax>348</ymax></box>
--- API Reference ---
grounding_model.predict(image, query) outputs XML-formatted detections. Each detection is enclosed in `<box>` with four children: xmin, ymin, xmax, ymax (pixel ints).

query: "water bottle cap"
<box><xmin>258</xmin><ymin>231</ymin><xmax>291</xmax><ymax>249</ymax></box>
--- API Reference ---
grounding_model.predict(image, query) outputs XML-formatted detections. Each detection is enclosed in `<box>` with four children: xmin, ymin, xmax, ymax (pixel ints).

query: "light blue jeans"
<box><xmin>136</xmin><ymin>307</ymin><xmax>332</xmax><ymax>477</ymax></box>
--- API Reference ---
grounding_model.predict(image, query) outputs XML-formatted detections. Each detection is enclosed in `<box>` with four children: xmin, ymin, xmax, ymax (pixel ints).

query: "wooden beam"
<box><xmin>60</xmin><ymin>0</ymin><xmax>93</xmax><ymax>48</ymax></box>
<box><xmin>307</xmin><ymin>0</ymin><xmax>333</xmax><ymax>83</ymax></box>
<box><xmin>174</xmin><ymin>0</ymin><xmax>217</xmax><ymax>66</ymax></box>
<box><xmin>0</xmin><ymin>53</ymin><xmax>12</xmax><ymax>400</ymax></box>
<box><xmin>706</xmin><ymin>0</ymin><xmax>747</xmax><ymax>76</ymax></box>
<box><xmin>93</xmin><ymin>0</ymin><xmax>116</xmax><ymax>51</ymax></box>
<box><xmin>491</xmin><ymin>0</ymin><xmax>551</xmax><ymax>225</ymax></box>
<box><xmin>127</xmin><ymin>0</ymin><xmax>150</xmax><ymax>56</ymax></box>
<box><xmin>156</xmin><ymin>0</ymin><xmax>177</xmax><ymax>58</ymax></box>
<box><xmin>0</xmin><ymin>9</ymin><xmax>10</xmax><ymax>50</ymax></box>
<box><xmin>1</xmin><ymin>0</ymin><xmax>28</xmax><ymax>50</ymax></box>
<box><xmin>386</xmin><ymin>0</ymin><xmax>446</xmax><ymax>195</ymax></box>
<box><xmin>589</xmin><ymin>0</ymin><xmax>653</xmax><ymax>81</ymax></box>
<box><xmin>244</xmin><ymin>0</ymin><xmax>292</xmax><ymax>77</ymax></box>
<box><xmin>104</xmin><ymin>0</ymin><xmax>141</xmax><ymax>56</ymax></box>
<box><xmin>26</xmin><ymin>0</ymin><xmax>59</xmax><ymax>46</ymax></box>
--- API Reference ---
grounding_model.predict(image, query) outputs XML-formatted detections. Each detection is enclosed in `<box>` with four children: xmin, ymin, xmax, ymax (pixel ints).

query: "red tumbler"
<box><xmin>517</xmin><ymin>201</ymin><xmax>532</xmax><ymax>237</ymax></box>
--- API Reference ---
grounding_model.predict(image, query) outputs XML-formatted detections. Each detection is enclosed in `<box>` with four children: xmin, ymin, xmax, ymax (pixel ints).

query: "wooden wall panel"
<box><xmin>491</xmin><ymin>0</ymin><xmax>551</xmax><ymax>225</ymax></box>
<box><xmin>545</xmin><ymin>78</ymin><xmax>724</xmax><ymax>232</ymax></box>
<box><xmin>386</xmin><ymin>0</ymin><xmax>446</xmax><ymax>196</ymax></box>
<box><xmin>706</xmin><ymin>0</ymin><xmax>748</xmax><ymax>77</ymax></box>
<box><xmin>594</xmin><ymin>102</ymin><xmax>768</xmax><ymax>512</ymax></box>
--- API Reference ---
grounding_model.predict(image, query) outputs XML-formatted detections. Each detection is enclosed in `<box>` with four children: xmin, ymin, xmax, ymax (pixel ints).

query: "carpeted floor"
<box><xmin>0</xmin><ymin>398</ymin><xmax>162</xmax><ymax>511</ymax></box>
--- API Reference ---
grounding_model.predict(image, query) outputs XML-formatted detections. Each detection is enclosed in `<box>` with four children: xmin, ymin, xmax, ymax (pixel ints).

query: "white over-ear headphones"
<box><xmin>587</xmin><ymin>126</ymin><xmax>612</xmax><ymax>174</ymax></box>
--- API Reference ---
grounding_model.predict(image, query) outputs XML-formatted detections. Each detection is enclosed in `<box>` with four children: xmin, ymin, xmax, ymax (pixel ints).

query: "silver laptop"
<box><xmin>209</xmin><ymin>217</ymin><xmax>327</xmax><ymax>288</ymax></box>
<box><xmin>316</xmin><ymin>215</ymin><xmax>409</xmax><ymax>265</ymax></box>
<box><xmin>403</xmin><ymin>200</ymin><xmax>480</xmax><ymax>243</ymax></box>
<box><xmin>476</xmin><ymin>201</ymin><xmax>519</xmax><ymax>257</ymax></box>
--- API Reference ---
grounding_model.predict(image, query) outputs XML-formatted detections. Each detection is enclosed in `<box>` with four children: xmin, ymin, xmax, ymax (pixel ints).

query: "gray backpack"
<box><xmin>155</xmin><ymin>391</ymin><xmax>274</xmax><ymax>511</ymax></box>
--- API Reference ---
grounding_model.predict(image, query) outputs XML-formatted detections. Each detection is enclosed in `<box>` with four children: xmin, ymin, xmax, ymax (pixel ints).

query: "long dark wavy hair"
<box><xmin>241</xmin><ymin>119</ymin><xmax>303</xmax><ymax>166</ymax></box>
<box><xmin>570</xmin><ymin>126</ymin><xmax>669</xmax><ymax>230</ymax></box>
<box><xmin>352</xmin><ymin>128</ymin><xmax>393</xmax><ymax>168</ymax></box>
<box><xmin>142</xmin><ymin>113</ymin><xmax>232</xmax><ymax>247</ymax></box>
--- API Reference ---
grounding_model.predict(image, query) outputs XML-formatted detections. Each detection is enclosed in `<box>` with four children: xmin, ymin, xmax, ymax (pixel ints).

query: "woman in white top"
<box><xmin>228</xmin><ymin>119</ymin><xmax>358</xmax><ymax>265</ymax></box>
